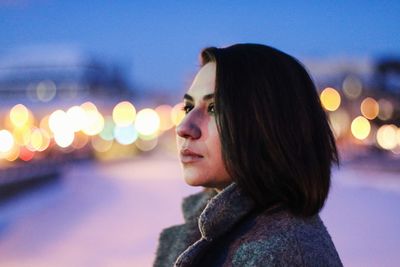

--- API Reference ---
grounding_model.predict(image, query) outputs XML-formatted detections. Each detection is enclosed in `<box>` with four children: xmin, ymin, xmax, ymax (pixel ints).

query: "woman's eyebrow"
<box><xmin>183</xmin><ymin>93</ymin><xmax>214</xmax><ymax>101</ymax></box>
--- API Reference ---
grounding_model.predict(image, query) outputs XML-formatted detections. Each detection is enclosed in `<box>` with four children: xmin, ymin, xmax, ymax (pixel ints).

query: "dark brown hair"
<box><xmin>201</xmin><ymin>44</ymin><xmax>338</xmax><ymax>217</ymax></box>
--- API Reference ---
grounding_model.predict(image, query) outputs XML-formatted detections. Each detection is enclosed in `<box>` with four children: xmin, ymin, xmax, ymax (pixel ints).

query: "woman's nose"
<box><xmin>176</xmin><ymin>114</ymin><xmax>201</xmax><ymax>140</ymax></box>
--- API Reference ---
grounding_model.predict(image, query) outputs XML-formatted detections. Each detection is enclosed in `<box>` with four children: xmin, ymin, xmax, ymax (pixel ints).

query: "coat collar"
<box><xmin>175</xmin><ymin>182</ymin><xmax>256</xmax><ymax>266</ymax></box>
<box><xmin>198</xmin><ymin>182</ymin><xmax>256</xmax><ymax>241</ymax></box>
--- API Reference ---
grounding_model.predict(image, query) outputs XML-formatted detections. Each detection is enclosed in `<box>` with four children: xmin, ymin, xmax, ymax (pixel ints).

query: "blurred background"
<box><xmin>0</xmin><ymin>1</ymin><xmax>399</xmax><ymax>266</ymax></box>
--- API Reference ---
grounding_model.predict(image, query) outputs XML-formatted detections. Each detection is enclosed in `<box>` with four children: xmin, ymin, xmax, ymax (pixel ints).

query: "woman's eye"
<box><xmin>182</xmin><ymin>104</ymin><xmax>193</xmax><ymax>114</ymax></box>
<box><xmin>208</xmin><ymin>104</ymin><xmax>215</xmax><ymax>114</ymax></box>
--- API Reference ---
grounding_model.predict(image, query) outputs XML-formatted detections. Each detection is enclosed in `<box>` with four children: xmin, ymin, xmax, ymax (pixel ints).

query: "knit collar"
<box><xmin>197</xmin><ymin>182</ymin><xmax>256</xmax><ymax>241</ymax></box>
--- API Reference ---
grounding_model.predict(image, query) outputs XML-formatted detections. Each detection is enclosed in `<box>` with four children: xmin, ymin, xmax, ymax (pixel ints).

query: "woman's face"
<box><xmin>176</xmin><ymin>62</ymin><xmax>231</xmax><ymax>191</ymax></box>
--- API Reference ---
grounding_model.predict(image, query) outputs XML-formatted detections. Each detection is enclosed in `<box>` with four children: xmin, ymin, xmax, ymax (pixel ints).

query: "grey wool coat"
<box><xmin>153</xmin><ymin>183</ymin><xmax>343</xmax><ymax>267</ymax></box>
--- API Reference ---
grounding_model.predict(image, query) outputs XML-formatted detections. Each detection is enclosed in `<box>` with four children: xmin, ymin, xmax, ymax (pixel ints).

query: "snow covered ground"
<box><xmin>0</xmin><ymin>152</ymin><xmax>399</xmax><ymax>267</ymax></box>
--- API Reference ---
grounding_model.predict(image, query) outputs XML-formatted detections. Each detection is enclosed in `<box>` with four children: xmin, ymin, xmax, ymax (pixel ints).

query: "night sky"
<box><xmin>1</xmin><ymin>1</ymin><xmax>399</xmax><ymax>93</ymax></box>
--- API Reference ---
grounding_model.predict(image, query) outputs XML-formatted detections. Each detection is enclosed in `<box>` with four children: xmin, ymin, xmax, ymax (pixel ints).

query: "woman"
<box><xmin>154</xmin><ymin>44</ymin><xmax>342</xmax><ymax>267</ymax></box>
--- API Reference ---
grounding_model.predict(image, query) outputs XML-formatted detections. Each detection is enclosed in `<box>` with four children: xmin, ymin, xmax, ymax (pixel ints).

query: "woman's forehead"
<box><xmin>186</xmin><ymin>62</ymin><xmax>216</xmax><ymax>100</ymax></box>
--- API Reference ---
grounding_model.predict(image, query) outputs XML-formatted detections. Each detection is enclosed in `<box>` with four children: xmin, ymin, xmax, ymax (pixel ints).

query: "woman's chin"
<box><xmin>183</xmin><ymin>175</ymin><xmax>204</xmax><ymax>187</ymax></box>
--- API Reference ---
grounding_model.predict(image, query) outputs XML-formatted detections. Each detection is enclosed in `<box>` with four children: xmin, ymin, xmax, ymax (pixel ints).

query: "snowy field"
<box><xmin>0</xmin><ymin>152</ymin><xmax>399</xmax><ymax>267</ymax></box>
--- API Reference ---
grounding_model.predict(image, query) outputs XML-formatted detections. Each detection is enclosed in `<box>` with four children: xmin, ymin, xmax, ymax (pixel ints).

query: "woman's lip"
<box><xmin>180</xmin><ymin>149</ymin><xmax>203</xmax><ymax>163</ymax></box>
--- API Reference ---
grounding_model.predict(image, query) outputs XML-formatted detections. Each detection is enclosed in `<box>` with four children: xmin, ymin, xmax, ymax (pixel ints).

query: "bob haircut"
<box><xmin>201</xmin><ymin>43</ymin><xmax>338</xmax><ymax>217</ymax></box>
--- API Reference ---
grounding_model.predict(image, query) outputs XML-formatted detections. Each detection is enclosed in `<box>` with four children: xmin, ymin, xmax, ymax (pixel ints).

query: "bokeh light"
<box><xmin>19</xmin><ymin>147</ymin><xmax>35</xmax><ymax>161</ymax></box>
<box><xmin>328</xmin><ymin>109</ymin><xmax>350</xmax><ymax>138</ymax></box>
<box><xmin>0</xmin><ymin>129</ymin><xmax>14</xmax><ymax>153</ymax></box>
<box><xmin>67</xmin><ymin>106</ymin><xmax>87</xmax><ymax>132</ymax></box>
<box><xmin>2</xmin><ymin>144</ymin><xmax>20</xmax><ymax>161</ymax></box>
<box><xmin>12</xmin><ymin>127</ymin><xmax>31</xmax><ymax>146</ymax></box>
<box><xmin>320</xmin><ymin>87</ymin><xmax>341</xmax><ymax>111</ymax></box>
<box><xmin>91</xmin><ymin>136</ymin><xmax>113</xmax><ymax>153</ymax></box>
<box><xmin>155</xmin><ymin>104</ymin><xmax>174</xmax><ymax>131</ymax></box>
<box><xmin>9</xmin><ymin>104</ymin><xmax>31</xmax><ymax>128</ymax></box>
<box><xmin>351</xmin><ymin>116</ymin><xmax>371</xmax><ymax>140</ymax></box>
<box><xmin>114</xmin><ymin>124</ymin><xmax>138</xmax><ymax>145</ymax></box>
<box><xmin>54</xmin><ymin>130</ymin><xmax>75</xmax><ymax>148</ymax></box>
<box><xmin>377</xmin><ymin>99</ymin><xmax>394</xmax><ymax>121</ymax></box>
<box><xmin>49</xmin><ymin>110</ymin><xmax>69</xmax><ymax>134</ymax></box>
<box><xmin>376</xmin><ymin>124</ymin><xmax>398</xmax><ymax>150</ymax></box>
<box><xmin>135</xmin><ymin>137</ymin><xmax>158</xmax><ymax>152</ymax></box>
<box><xmin>28</xmin><ymin>128</ymin><xmax>51</xmax><ymax>152</ymax></box>
<box><xmin>360</xmin><ymin>97</ymin><xmax>379</xmax><ymax>120</ymax></box>
<box><xmin>81</xmin><ymin>110</ymin><xmax>105</xmax><ymax>136</ymax></box>
<box><xmin>171</xmin><ymin>103</ymin><xmax>185</xmax><ymax>126</ymax></box>
<box><xmin>100</xmin><ymin>117</ymin><xmax>115</xmax><ymax>141</ymax></box>
<box><xmin>342</xmin><ymin>75</ymin><xmax>362</xmax><ymax>99</ymax></box>
<box><xmin>112</xmin><ymin>101</ymin><xmax>136</xmax><ymax>126</ymax></box>
<box><xmin>36</xmin><ymin>80</ymin><xmax>57</xmax><ymax>102</ymax></box>
<box><xmin>135</xmin><ymin>108</ymin><xmax>160</xmax><ymax>137</ymax></box>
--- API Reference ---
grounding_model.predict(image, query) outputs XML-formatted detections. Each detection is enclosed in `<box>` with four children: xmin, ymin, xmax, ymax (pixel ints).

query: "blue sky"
<box><xmin>1</xmin><ymin>1</ymin><xmax>399</xmax><ymax>92</ymax></box>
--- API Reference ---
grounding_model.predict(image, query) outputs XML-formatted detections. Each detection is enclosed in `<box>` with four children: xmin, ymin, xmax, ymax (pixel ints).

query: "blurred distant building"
<box><xmin>375</xmin><ymin>58</ymin><xmax>400</xmax><ymax>93</ymax></box>
<box><xmin>0</xmin><ymin>46</ymin><xmax>134</xmax><ymax>112</ymax></box>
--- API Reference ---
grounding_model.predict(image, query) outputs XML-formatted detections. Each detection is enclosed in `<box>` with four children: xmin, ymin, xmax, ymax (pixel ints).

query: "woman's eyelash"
<box><xmin>208</xmin><ymin>103</ymin><xmax>215</xmax><ymax>114</ymax></box>
<box><xmin>181</xmin><ymin>103</ymin><xmax>215</xmax><ymax>114</ymax></box>
<box><xmin>182</xmin><ymin>104</ymin><xmax>193</xmax><ymax>114</ymax></box>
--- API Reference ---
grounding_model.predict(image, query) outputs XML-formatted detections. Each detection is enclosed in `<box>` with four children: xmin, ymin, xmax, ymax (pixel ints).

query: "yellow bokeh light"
<box><xmin>67</xmin><ymin>105</ymin><xmax>87</xmax><ymax>132</ymax></box>
<box><xmin>0</xmin><ymin>129</ymin><xmax>14</xmax><ymax>153</ymax></box>
<box><xmin>155</xmin><ymin>104</ymin><xmax>174</xmax><ymax>131</ymax></box>
<box><xmin>351</xmin><ymin>116</ymin><xmax>371</xmax><ymax>140</ymax></box>
<box><xmin>360</xmin><ymin>97</ymin><xmax>379</xmax><ymax>120</ymax></box>
<box><xmin>49</xmin><ymin>110</ymin><xmax>69</xmax><ymax>134</ymax></box>
<box><xmin>171</xmin><ymin>103</ymin><xmax>185</xmax><ymax>126</ymax></box>
<box><xmin>0</xmin><ymin>144</ymin><xmax>20</xmax><ymax>161</ymax></box>
<box><xmin>320</xmin><ymin>87</ymin><xmax>341</xmax><ymax>111</ymax></box>
<box><xmin>135</xmin><ymin>108</ymin><xmax>160</xmax><ymax>136</ymax></box>
<box><xmin>81</xmin><ymin>110</ymin><xmax>105</xmax><ymax>136</ymax></box>
<box><xmin>91</xmin><ymin>136</ymin><xmax>113</xmax><ymax>153</ymax></box>
<box><xmin>81</xmin><ymin>101</ymin><xmax>98</xmax><ymax>112</ymax></box>
<box><xmin>40</xmin><ymin>115</ymin><xmax>52</xmax><ymax>137</ymax></box>
<box><xmin>112</xmin><ymin>101</ymin><xmax>136</xmax><ymax>126</ymax></box>
<box><xmin>29</xmin><ymin>128</ymin><xmax>50</xmax><ymax>152</ymax></box>
<box><xmin>376</xmin><ymin>124</ymin><xmax>398</xmax><ymax>150</ymax></box>
<box><xmin>9</xmin><ymin>104</ymin><xmax>30</xmax><ymax>128</ymax></box>
<box><xmin>54</xmin><ymin>130</ymin><xmax>75</xmax><ymax>148</ymax></box>
<box><xmin>29</xmin><ymin>128</ymin><xmax>43</xmax><ymax>151</ymax></box>
<box><xmin>12</xmin><ymin>126</ymin><xmax>31</xmax><ymax>146</ymax></box>
<box><xmin>72</xmin><ymin>132</ymin><xmax>89</xmax><ymax>149</ymax></box>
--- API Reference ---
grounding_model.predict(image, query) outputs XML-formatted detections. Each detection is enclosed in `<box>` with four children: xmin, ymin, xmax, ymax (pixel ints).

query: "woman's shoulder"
<box><xmin>229</xmin><ymin>208</ymin><xmax>343</xmax><ymax>266</ymax></box>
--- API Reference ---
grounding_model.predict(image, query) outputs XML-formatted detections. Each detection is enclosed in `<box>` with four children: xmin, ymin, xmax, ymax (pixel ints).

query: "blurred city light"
<box><xmin>351</xmin><ymin>116</ymin><xmax>371</xmax><ymax>140</ymax></box>
<box><xmin>54</xmin><ymin>130</ymin><xmax>75</xmax><ymax>148</ymax></box>
<box><xmin>328</xmin><ymin>109</ymin><xmax>350</xmax><ymax>138</ymax></box>
<box><xmin>114</xmin><ymin>124</ymin><xmax>138</xmax><ymax>145</ymax></box>
<box><xmin>91</xmin><ymin>136</ymin><xmax>113</xmax><ymax>153</ymax></box>
<box><xmin>100</xmin><ymin>117</ymin><xmax>115</xmax><ymax>141</ymax></box>
<box><xmin>342</xmin><ymin>75</ymin><xmax>362</xmax><ymax>99</ymax></box>
<box><xmin>9</xmin><ymin>104</ymin><xmax>31</xmax><ymax>128</ymax></box>
<box><xmin>81</xmin><ymin>110</ymin><xmax>105</xmax><ymax>136</ymax></box>
<box><xmin>376</xmin><ymin>124</ymin><xmax>398</xmax><ymax>150</ymax></box>
<box><xmin>377</xmin><ymin>99</ymin><xmax>394</xmax><ymax>121</ymax></box>
<box><xmin>19</xmin><ymin>147</ymin><xmax>34</xmax><ymax>161</ymax></box>
<box><xmin>320</xmin><ymin>87</ymin><xmax>341</xmax><ymax>111</ymax></box>
<box><xmin>0</xmin><ymin>129</ymin><xmax>14</xmax><ymax>153</ymax></box>
<box><xmin>135</xmin><ymin>108</ymin><xmax>160</xmax><ymax>137</ymax></box>
<box><xmin>155</xmin><ymin>104</ymin><xmax>174</xmax><ymax>131</ymax></box>
<box><xmin>171</xmin><ymin>103</ymin><xmax>185</xmax><ymax>126</ymax></box>
<box><xmin>135</xmin><ymin>137</ymin><xmax>158</xmax><ymax>151</ymax></box>
<box><xmin>67</xmin><ymin>106</ymin><xmax>87</xmax><ymax>132</ymax></box>
<box><xmin>360</xmin><ymin>97</ymin><xmax>379</xmax><ymax>120</ymax></box>
<box><xmin>36</xmin><ymin>80</ymin><xmax>57</xmax><ymax>102</ymax></box>
<box><xmin>112</xmin><ymin>101</ymin><xmax>136</xmax><ymax>127</ymax></box>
